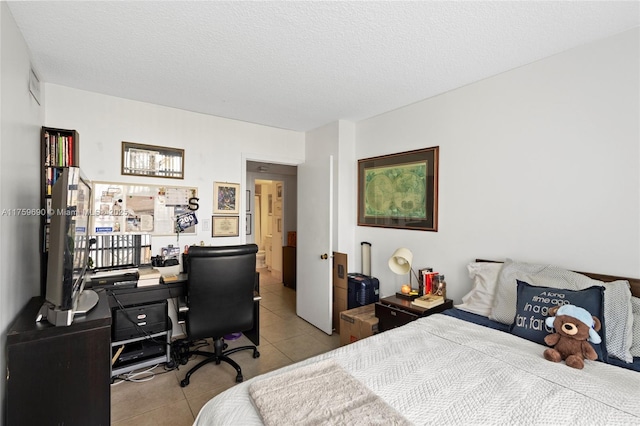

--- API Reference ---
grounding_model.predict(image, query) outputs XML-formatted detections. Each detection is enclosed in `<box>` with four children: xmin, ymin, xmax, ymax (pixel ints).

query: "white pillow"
<box><xmin>455</xmin><ymin>262</ymin><xmax>503</xmax><ymax>317</ymax></box>
<box><xmin>630</xmin><ymin>296</ymin><xmax>640</xmax><ymax>358</ymax></box>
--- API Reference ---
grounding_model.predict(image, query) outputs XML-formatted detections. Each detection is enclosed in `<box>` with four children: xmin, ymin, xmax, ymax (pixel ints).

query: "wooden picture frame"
<box><xmin>212</xmin><ymin>215</ymin><xmax>239</xmax><ymax>237</ymax></box>
<box><xmin>358</xmin><ymin>146</ymin><xmax>439</xmax><ymax>231</ymax></box>
<box><xmin>246</xmin><ymin>190</ymin><xmax>251</xmax><ymax>212</ymax></box>
<box><xmin>213</xmin><ymin>182</ymin><xmax>240</xmax><ymax>214</ymax></box>
<box><xmin>121</xmin><ymin>141</ymin><xmax>184</xmax><ymax>179</ymax></box>
<box><xmin>276</xmin><ymin>182</ymin><xmax>283</xmax><ymax>200</ymax></box>
<box><xmin>246</xmin><ymin>213</ymin><xmax>252</xmax><ymax>235</ymax></box>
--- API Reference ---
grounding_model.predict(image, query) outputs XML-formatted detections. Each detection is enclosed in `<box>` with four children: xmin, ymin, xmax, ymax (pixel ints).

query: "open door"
<box><xmin>296</xmin><ymin>155</ymin><xmax>334</xmax><ymax>334</ymax></box>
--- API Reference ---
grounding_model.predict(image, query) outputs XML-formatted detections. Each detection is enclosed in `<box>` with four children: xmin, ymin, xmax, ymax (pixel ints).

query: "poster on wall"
<box><xmin>91</xmin><ymin>181</ymin><xmax>198</xmax><ymax>236</ymax></box>
<box><xmin>213</xmin><ymin>182</ymin><xmax>240</xmax><ymax>214</ymax></box>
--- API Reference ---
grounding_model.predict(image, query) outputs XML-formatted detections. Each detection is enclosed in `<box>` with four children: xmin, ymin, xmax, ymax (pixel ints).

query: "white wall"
<box><xmin>336</xmin><ymin>121</ymin><xmax>357</xmax><ymax>271</ymax></box>
<box><xmin>355</xmin><ymin>28</ymin><xmax>640</xmax><ymax>302</ymax></box>
<box><xmin>0</xmin><ymin>2</ymin><xmax>45</xmax><ymax>420</ymax></box>
<box><xmin>43</xmin><ymin>85</ymin><xmax>304</xmax><ymax>337</ymax></box>
<box><xmin>43</xmin><ymin>84</ymin><xmax>305</xmax><ymax>254</ymax></box>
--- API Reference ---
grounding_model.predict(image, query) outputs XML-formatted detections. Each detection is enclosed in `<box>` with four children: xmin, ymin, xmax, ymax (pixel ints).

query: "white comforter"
<box><xmin>195</xmin><ymin>314</ymin><xmax>640</xmax><ymax>425</ymax></box>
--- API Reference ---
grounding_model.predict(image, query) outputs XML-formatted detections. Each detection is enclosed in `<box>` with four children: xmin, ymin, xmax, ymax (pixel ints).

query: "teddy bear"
<box><xmin>543</xmin><ymin>304</ymin><xmax>602</xmax><ymax>369</ymax></box>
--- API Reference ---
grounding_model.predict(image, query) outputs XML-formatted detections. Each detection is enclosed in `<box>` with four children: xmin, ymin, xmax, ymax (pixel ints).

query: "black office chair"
<box><xmin>179</xmin><ymin>244</ymin><xmax>260</xmax><ymax>387</ymax></box>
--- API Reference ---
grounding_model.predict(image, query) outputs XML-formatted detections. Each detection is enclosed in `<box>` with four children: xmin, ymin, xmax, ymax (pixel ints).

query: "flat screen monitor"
<box><xmin>41</xmin><ymin>167</ymin><xmax>97</xmax><ymax>326</ymax></box>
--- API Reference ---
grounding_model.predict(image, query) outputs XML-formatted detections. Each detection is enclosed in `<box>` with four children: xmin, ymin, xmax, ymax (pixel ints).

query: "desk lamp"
<box><xmin>388</xmin><ymin>248</ymin><xmax>420</xmax><ymax>298</ymax></box>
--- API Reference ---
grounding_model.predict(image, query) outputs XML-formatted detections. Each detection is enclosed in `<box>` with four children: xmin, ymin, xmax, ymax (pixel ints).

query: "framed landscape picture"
<box><xmin>357</xmin><ymin>146</ymin><xmax>439</xmax><ymax>231</ymax></box>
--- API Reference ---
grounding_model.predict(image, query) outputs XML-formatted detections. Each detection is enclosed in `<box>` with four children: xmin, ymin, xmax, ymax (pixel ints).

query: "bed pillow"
<box><xmin>455</xmin><ymin>262</ymin><xmax>503</xmax><ymax>317</ymax></box>
<box><xmin>510</xmin><ymin>280</ymin><xmax>607</xmax><ymax>361</ymax></box>
<box><xmin>490</xmin><ymin>259</ymin><xmax>633</xmax><ymax>363</ymax></box>
<box><xmin>489</xmin><ymin>259</ymin><xmax>633</xmax><ymax>362</ymax></box>
<box><xmin>630</xmin><ymin>296</ymin><xmax>640</xmax><ymax>358</ymax></box>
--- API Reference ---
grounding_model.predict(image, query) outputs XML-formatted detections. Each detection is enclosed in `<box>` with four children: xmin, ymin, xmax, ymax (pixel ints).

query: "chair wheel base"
<box><xmin>253</xmin><ymin>350</ymin><xmax>260</xmax><ymax>358</ymax></box>
<box><xmin>180</xmin><ymin>379</ymin><xmax>189</xmax><ymax>387</ymax></box>
<box><xmin>236</xmin><ymin>374</ymin><xmax>243</xmax><ymax>383</ymax></box>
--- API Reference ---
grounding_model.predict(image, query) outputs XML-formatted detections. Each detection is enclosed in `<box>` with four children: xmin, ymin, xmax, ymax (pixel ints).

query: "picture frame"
<box><xmin>246</xmin><ymin>213</ymin><xmax>252</xmax><ymax>235</ymax></box>
<box><xmin>121</xmin><ymin>141</ymin><xmax>184</xmax><ymax>179</ymax></box>
<box><xmin>212</xmin><ymin>215</ymin><xmax>239</xmax><ymax>237</ymax></box>
<box><xmin>277</xmin><ymin>217</ymin><xmax>282</xmax><ymax>233</ymax></box>
<box><xmin>213</xmin><ymin>182</ymin><xmax>240</xmax><ymax>214</ymax></box>
<box><xmin>357</xmin><ymin>146</ymin><xmax>439</xmax><ymax>231</ymax></box>
<box><xmin>246</xmin><ymin>190</ymin><xmax>251</xmax><ymax>212</ymax></box>
<box><xmin>268</xmin><ymin>194</ymin><xmax>273</xmax><ymax>216</ymax></box>
<box><xmin>276</xmin><ymin>182</ymin><xmax>283</xmax><ymax>200</ymax></box>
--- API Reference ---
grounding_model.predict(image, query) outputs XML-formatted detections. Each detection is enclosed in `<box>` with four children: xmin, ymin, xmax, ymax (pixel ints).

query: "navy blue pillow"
<box><xmin>510</xmin><ymin>280</ymin><xmax>607</xmax><ymax>361</ymax></box>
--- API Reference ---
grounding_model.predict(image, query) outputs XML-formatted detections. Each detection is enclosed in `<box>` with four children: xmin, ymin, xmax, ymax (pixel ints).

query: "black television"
<box><xmin>38</xmin><ymin>167</ymin><xmax>97</xmax><ymax>326</ymax></box>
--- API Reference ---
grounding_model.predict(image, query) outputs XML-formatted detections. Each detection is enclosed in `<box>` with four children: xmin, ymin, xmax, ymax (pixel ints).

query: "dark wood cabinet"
<box><xmin>6</xmin><ymin>292</ymin><xmax>111</xmax><ymax>426</ymax></box>
<box><xmin>282</xmin><ymin>246</ymin><xmax>296</xmax><ymax>289</ymax></box>
<box><xmin>375</xmin><ymin>295</ymin><xmax>453</xmax><ymax>332</ymax></box>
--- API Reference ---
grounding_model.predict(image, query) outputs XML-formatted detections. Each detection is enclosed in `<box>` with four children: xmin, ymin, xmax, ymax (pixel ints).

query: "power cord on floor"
<box><xmin>111</xmin><ymin>364</ymin><xmax>160</xmax><ymax>385</ymax></box>
<box><xmin>111</xmin><ymin>361</ymin><xmax>180</xmax><ymax>386</ymax></box>
<box><xmin>171</xmin><ymin>338</ymin><xmax>209</xmax><ymax>366</ymax></box>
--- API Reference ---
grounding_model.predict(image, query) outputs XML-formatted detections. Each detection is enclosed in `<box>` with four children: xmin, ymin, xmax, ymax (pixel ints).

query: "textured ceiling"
<box><xmin>7</xmin><ymin>1</ymin><xmax>640</xmax><ymax>132</ymax></box>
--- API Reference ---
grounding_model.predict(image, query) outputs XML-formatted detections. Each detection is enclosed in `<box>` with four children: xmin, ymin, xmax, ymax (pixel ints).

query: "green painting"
<box><xmin>364</xmin><ymin>161</ymin><xmax>427</xmax><ymax>219</ymax></box>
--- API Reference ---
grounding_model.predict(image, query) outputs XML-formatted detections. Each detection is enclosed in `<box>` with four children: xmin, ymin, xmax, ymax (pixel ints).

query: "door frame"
<box><xmin>241</xmin><ymin>153</ymin><xmax>303</xmax><ymax>243</ymax></box>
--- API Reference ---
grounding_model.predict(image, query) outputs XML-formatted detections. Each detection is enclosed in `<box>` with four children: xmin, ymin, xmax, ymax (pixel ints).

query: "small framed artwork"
<box><xmin>358</xmin><ymin>146</ymin><xmax>439</xmax><ymax>232</ymax></box>
<box><xmin>277</xmin><ymin>218</ymin><xmax>282</xmax><ymax>233</ymax></box>
<box><xmin>274</xmin><ymin>201</ymin><xmax>282</xmax><ymax>217</ymax></box>
<box><xmin>276</xmin><ymin>183</ymin><xmax>283</xmax><ymax>200</ymax></box>
<box><xmin>246</xmin><ymin>213</ymin><xmax>252</xmax><ymax>235</ymax></box>
<box><xmin>212</xmin><ymin>215</ymin><xmax>239</xmax><ymax>237</ymax></box>
<box><xmin>246</xmin><ymin>190</ymin><xmax>251</xmax><ymax>212</ymax></box>
<box><xmin>213</xmin><ymin>182</ymin><xmax>240</xmax><ymax>214</ymax></box>
<box><xmin>268</xmin><ymin>194</ymin><xmax>273</xmax><ymax>216</ymax></box>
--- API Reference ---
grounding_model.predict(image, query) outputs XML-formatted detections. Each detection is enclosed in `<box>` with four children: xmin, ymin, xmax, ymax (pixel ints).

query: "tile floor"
<box><xmin>110</xmin><ymin>269</ymin><xmax>341</xmax><ymax>425</ymax></box>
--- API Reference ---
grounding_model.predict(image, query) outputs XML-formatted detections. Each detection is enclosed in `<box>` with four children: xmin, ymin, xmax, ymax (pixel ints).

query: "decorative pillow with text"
<box><xmin>510</xmin><ymin>280</ymin><xmax>607</xmax><ymax>361</ymax></box>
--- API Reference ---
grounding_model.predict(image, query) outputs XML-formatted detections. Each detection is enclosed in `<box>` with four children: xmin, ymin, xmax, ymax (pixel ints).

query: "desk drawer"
<box><xmin>375</xmin><ymin>302</ymin><xmax>419</xmax><ymax>332</ymax></box>
<box><xmin>113</xmin><ymin>301</ymin><xmax>168</xmax><ymax>341</ymax></box>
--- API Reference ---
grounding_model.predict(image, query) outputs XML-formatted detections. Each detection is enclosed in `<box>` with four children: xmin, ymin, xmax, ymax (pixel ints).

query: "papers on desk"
<box><xmin>91</xmin><ymin>267</ymin><xmax>139</xmax><ymax>279</ymax></box>
<box><xmin>137</xmin><ymin>268</ymin><xmax>162</xmax><ymax>287</ymax></box>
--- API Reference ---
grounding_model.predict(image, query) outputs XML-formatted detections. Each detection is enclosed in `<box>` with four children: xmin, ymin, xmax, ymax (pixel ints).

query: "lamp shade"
<box><xmin>388</xmin><ymin>248</ymin><xmax>413</xmax><ymax>275</ymax></box>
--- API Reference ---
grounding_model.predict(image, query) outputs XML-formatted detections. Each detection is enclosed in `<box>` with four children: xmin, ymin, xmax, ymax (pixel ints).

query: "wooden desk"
<box><xmin>100</xmin><ymin>272</ymin><xmax>261</xmax><ymax>346</ymax></box>
<box><xmin>102</xmin><ymin>273</ymin><xmax>188</xmax><ymax>308</ymax></box>
<box><xmin>6</xmin><ymin>292</ymin><xmax>112</xmax><ymax>425</ymax></box>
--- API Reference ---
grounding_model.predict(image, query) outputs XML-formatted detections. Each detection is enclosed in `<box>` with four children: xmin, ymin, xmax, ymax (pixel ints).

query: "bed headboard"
<box><xmin>476</xmin><ymin>259</ymin><xmax>640</xmax><ymax>298</ymax></box>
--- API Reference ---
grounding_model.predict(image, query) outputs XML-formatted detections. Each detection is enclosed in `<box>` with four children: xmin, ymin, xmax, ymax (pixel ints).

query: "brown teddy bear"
<box><xmin>543</xmin><ymin>304</ymin><xmax>602</xmax><ymax>369</ymax></box>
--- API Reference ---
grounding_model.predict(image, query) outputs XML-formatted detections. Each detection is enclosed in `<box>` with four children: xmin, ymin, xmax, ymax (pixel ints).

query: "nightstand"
<box><xmin>375</xmin><ymin>295</ymin><xmax>453</xmax><ymax>332</ymax></box>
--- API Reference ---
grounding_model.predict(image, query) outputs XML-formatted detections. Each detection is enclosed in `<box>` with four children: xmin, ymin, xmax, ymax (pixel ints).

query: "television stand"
<box><xmin>7</xmin><ymin>292</ymin><xmax>111</xmax><ymax>425</ymax></box>
<box><xmin>34</xmin><ymin>289</ymin><xmax>99</xmax><ymax>326</ymax></box>
<box><xmin>75</xmin><ymin>288</ymin><xmax>99</xmax><ymax>314</ymax></box>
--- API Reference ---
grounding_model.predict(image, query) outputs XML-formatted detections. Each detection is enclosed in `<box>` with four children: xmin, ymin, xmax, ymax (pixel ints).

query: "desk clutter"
<box><xmin>87</xmin><ymin>266</ymin><xmax>181</xmax><ymax>289</ymax></box>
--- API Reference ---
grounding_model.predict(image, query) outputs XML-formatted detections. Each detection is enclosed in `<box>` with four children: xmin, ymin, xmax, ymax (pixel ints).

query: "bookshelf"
<box><xmin>40</xmin><ymin>126</ymin><xmax>80</xmax><ymax>295</ymax></box>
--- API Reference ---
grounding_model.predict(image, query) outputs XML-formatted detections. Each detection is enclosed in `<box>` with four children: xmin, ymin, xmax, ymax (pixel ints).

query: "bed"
<box><xmin>194</xmin><ymin>259</ymin><xmax>640</xmax><ymax>425</ymax></box>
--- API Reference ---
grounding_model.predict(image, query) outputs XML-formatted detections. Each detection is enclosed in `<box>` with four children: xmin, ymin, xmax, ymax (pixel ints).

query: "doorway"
<box><xmin>245</xmin><ymin>161</ymin><xmax>297</xmax><ymax>283</ymax></box>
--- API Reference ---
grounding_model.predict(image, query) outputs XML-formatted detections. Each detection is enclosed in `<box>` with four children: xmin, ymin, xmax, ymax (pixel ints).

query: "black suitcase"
<box><xmin>347</xmin><ymin>273</ymin><xmax>380</xmax><ymax>309</ymax></box>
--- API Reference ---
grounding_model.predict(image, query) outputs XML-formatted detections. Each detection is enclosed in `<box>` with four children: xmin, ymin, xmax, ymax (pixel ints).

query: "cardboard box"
<box><xmin>339</xmin><ymin>304</ymin><xmax>378</xmax><ymax>346</ymax></box>
<box><xmin>333</xmin><ymin>252</ymin><xmax>348</xmax><ymax>333</ymax></box>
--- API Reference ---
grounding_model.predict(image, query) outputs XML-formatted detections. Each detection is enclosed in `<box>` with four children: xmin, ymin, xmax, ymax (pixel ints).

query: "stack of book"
<box><xmin>411</xmin><ymin>294</ymin><xmax>444</xmax><ymax>309</ymax></box>
<box><xmin>137</xmin><ymin>268</ymin><xmax>162</xmax><ymax>287</ymax></box>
